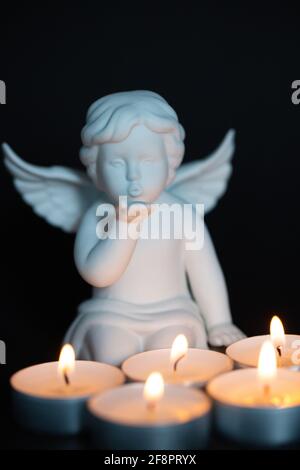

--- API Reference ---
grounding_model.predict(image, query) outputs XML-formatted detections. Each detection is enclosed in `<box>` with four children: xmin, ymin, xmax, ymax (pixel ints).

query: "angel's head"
<box><xmin>80</xmin><ymin>90</ymin><xmax>185</xmax><ymax>204</ymax></box>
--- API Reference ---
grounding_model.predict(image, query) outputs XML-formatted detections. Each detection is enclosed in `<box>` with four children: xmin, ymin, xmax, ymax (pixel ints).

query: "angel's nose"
<box><xmin>126</xmin><ymin>162</ymin><xmax>141</xmax><ymax>181</ymax></box>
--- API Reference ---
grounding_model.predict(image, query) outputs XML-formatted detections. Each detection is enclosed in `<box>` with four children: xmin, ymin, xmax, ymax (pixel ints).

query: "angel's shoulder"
<box><xmin>160</xmin><ymin>191</ymin><xmax>185</xmax><ymax>205</ymax></box>
<box><xmin>80</xmin><ymin>200</ymin><xmax>105</xmax><ymax>226</ymax></box>
<box><xmin>160</xmin><ymin>192</ymin><xmax>202</xmax><ymax>216</ymax></box>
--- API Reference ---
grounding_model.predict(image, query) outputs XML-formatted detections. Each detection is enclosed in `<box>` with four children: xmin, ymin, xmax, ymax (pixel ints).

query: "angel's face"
<box><xmin>96</xmin><ymin>125</ymin><xmax>169</xmax><ymax>204</ymax></box>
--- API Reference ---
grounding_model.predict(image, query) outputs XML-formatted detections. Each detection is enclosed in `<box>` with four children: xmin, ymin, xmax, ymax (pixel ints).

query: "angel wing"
<box><xmin>167</xmin><ymin>129</ymin><xmax>235</xmax><ymax>212</ymax></box>
<box><xmin>2</xmin><ymin>143</ymin><xmax>102</xmax><ymax>233</ymax></box>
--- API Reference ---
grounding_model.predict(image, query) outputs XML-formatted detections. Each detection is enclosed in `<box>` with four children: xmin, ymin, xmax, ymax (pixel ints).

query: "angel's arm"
<box><xmin>185</xmin><ymin>217</ymin><xmax>231</xmax><ymax>328</ymax></box>
<box><xmin>74</xmin><ymin>203</ymin><xmax>139</xmax><ymax>288</ymax></box>
<box><xmin>184</xmin><ymin>213</ymin><xmax>245</xmax><ymax>345</ymax></box>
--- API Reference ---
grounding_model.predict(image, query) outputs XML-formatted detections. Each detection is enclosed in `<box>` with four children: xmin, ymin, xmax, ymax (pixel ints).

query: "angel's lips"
<box><xmin>128</xmin><ymin>183</ymin><xmax>143</xmax><ymax>197</ymax></box>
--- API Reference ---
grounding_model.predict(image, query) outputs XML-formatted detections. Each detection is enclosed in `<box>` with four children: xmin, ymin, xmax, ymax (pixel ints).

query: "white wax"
<box><xmin>207</xmin><ymin>368</ymin><xmax>300</xmax><ymax>447</ymax></box>
<box><xmin>122</xmin><ymin>348</ymin><xmax>232</xmax><ymax>387</ymax></box>
<box><xmin>226</xmin><ymin>334</ymin><xmax>300</xmax><ymax>368</ymax></box>
<box><xmin>207</xmin><ymin>368</ymin><xmax>300</xmax><ymax>408</ymax></box>
<box><xmin>11</xmin><ymin>360</ymin><xmax>124</xmax><ymax>398</ymax></box>
<box><xmin>10</xmin><ymin>360</ymin><xmax>125</xmax><ymax>435</ymax></box>
<box><xmin>88</xmin><ymin>383</ymin><xmax>211</xmax><ymax>426</ymax></box>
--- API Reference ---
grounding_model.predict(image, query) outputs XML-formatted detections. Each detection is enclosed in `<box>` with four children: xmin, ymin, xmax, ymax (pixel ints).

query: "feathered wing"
<box><xmin>167</xmin><ymin>129</ymin><xmax>235</xmax><ymax>212</ymax></box>
<box><xmin>2</xmin><ymin>143</ymin><xmax>103</xmax><ymax>233</ymax></box>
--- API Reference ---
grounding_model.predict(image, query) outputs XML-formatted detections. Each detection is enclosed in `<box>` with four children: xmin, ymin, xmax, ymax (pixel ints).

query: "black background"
<box><xmin>0</xmin><ymin>2</ymin><xmax>300</xmax><ymax>451</ymax></box>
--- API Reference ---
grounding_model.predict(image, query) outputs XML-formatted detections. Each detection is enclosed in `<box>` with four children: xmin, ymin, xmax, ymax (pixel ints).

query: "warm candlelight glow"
<box><xmin>270</xmin><ymin>315</ymin><xmax>286</xmax><ymax>350</ymax></box>
<box><xmin>170</xmin><ymin>334</ymin><xmax>188</xmax><ymax>372</ymax></box>
<box><xmin>58</xmin><ymin>344</ymin><xmax>75</xmax><ymax>385</ymax></box>
<box><xmin>257</xmin><ymin>340</ymin><xmax>278</xmax><ymax>403</ymax></box>
<box><xmin>143</xmin><ymin>372</ymin><xmax>164</xmax><ymax>411</ymax></box>
<box><xmin>258</xmin><ymin>340</ymin><xmax>277</xmax><ymax>383</ymax></box>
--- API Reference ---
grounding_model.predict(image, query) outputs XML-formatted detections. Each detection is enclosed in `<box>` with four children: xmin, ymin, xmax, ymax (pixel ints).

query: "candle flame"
<box><xmin>257</xmin><ymin>340</ymin><xmax>277</xmax><ymax>383</ymax></box>
<box><xmin>143</xmin><ymin>372</ymin><xmax>164</xmax><ymax>410</ymax></box>
<box><xmin>58</xmin><ymin>344</ymin><xmax>75</xmax><ymax>382</ymax></box>
<box><xmin>270</xmin><ymin>315</ymin><xmax>285</xmax><ymax>348</ymax></box>
<box><xmin>170</xmin><ymin>334</ymin><xmax>188</xmax><ymax>371</ymax></box>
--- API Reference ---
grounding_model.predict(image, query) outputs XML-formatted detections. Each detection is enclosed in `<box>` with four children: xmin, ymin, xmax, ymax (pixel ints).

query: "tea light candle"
<box><xmin>10</xmin><ymin>344</ymin><xmax>125</xmax><ymax>435</ymax></box>
<box><xmin>226</xmin><ymin>316</ymin><xmax>300</xmax><ymax>369</ymax></box>
<box><xmin>207</xmin><ymin>340</ymin><xmax>300</xmax><ymax>446</ymax></box>
<box><xmin>122</xmin><ymin>335</ymin><xmax>232</xmax><ymax>387</ymax></box>
<box><xmin>87</xmin><ymin>372</ymin><xmax>212</xmax><ymax>450</ymax></box>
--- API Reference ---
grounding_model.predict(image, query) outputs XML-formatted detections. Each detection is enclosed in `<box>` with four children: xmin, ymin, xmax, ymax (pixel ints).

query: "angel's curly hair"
<box><xmin>80</xmin><ymin>90</ymin><xmax>185</xmax><ymax>185</ymax></box>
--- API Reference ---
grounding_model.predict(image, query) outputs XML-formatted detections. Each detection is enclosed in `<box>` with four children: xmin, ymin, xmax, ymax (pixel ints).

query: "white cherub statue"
<box><xmin>3</xmin><ymin>90</ymin><xmax>245</xmax><ymax>365</ymax></box>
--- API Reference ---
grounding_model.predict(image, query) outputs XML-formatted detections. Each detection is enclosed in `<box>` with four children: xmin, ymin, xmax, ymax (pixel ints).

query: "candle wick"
<box><xmin>263</xmin><ymin>383</ymin><xmax>271</xmax><ymax>404</ymax></box>
<box><xmin>276</xmin><ymin>345</ymin><xmax>282</xmax><ymax>368</ymax></box>
<box><xmin>63</xmin><ymin>370</ymin><xmax>70</xmax><ymax>386</ymax></box>
<box><xmin>146</xmin><ymin>401</ymin><xmax>156</xmax><ymax>413</ymax></box>
<box><xmin>173</xmin><ymin>354</ymin><xmax>185</xmax><ymax>372</ymax></box>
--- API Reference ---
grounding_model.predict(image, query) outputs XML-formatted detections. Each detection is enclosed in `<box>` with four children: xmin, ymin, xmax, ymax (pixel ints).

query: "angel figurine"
<box><xmin>3</xmin><ymin>90</ymin><xmax>245</xmax><ymax>365</ymax></box>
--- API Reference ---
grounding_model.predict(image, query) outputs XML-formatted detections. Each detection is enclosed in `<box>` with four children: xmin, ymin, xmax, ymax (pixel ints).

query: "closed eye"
<box><xmin>111</xmin><ymin>159</ymin><xmax>125</xmax><ymax>168</ymax></box>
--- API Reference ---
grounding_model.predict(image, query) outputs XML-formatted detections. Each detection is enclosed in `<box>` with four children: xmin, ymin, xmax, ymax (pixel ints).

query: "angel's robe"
<box><xmin>64</xmin><ymin>295</ymin><xmax>207</xmax><ymax>359</ymax></box>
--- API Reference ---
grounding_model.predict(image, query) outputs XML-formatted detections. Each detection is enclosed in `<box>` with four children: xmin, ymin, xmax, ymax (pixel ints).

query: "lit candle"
<box><xmin>270</xmin><ymin>315</ymin><xmax>285</xmax><ymax>362</ymax></box>
<box><xmin>207</xmin><ymin>341</ymin><xmax>300</xmax><ymax>446</ymax></box>
<box><xmin>257</xmin><ymin>340</ymin><xmax>277</xmax><ymax>404</ymax></box>
<box><xmin>143</xmin><ymin>372</ymin><xmax>164</xmax><ymax>412</ymax></box>
<box><xmin>87</xmin><ymin>372</ymin><xmax>212</xmax><ymax>450</ymax></box>
<box><xmin>122</xmin><ymin>335</ymin><xmax>232</xmax><ymax>387</ymax></box>
<box><xmin>226</xmin><ymin>315</ymin><xmax>300</xmax><ymax>369</ymax></box>
<box><xmin>58</xmin><ymin>343</ymin><xmax>75</xmax><ymax>385</ymax></box>
<box><xmin>170</xmin><ymin>334</ymin><xmax>188</xmax><ymax>372</ymax></box>
<box><xmin>10</xmin><ymin>344</ymin><xmax>125</xmax><ymax>435</ymax></box>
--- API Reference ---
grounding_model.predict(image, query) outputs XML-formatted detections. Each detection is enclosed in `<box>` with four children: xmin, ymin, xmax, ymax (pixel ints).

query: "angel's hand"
<box><xmin>116</xmin><ymin>201</ymin><xmax>154</xmax><ymax>224</ymax></box>
<box><xmin>208</xmin><ymin>322</ymin><xmax>246</xmax><ymax>347</ymax></box>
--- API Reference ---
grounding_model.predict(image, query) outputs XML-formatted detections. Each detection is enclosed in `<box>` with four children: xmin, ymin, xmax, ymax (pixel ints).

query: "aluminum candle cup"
<box><xmin>226</xmin><ymin>334</ymin><xmax>300</xmax><ymax>369</ymax></box>
<box><xmin>122</xmin><ymin>348</ymin><xmax>233</xmax><ymax>387</ymax></box>
<box><xmin>207</xmin><ymin>368</ymin><xmax>300</xmax><ymax>447</ymax></box>
<box><xmin>87</xmin><ymin>382</ymin><xmax>212</xmax><ymax>450</ymax></box>
<box><xmin>11</xmin><ymin>361</ymin><xmax>125</xmax><ymax>435</ymax></box>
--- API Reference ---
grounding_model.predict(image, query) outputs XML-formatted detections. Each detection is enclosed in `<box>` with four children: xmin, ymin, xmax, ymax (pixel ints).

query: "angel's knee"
<box><xmin>84</xmin><ymin>324</ymin><xmax>142</xmax><ymax>366</ymax></box>
<box><xmin>144</xmin><ymin>325</ymin><xmax>197</xmax><ymax>351</ymax></box>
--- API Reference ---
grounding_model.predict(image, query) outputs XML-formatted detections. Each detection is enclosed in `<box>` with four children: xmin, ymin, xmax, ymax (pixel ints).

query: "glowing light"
<box><xmin>270</xmin><ymin>315</ymin><xmax>285</xmax><ymax>349</ymax></box>
<box><xmin>257</xmin><ymin>340</ymin><xmax>277</xmax><ymax>384</ymax></box>
<box><xmin>170</xmin><ymin>334</ymin><xmax>188</xmax><ymax>371</ymax></box>
<box><xmin>58</xmin><ymin>344</ymin><xmax>75</xmax><ymax>385</ymax></box>
<box><xmin>143</xmin><ymin>372</ymin><xmax>164</xmax><ymax>410</ymax></box>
